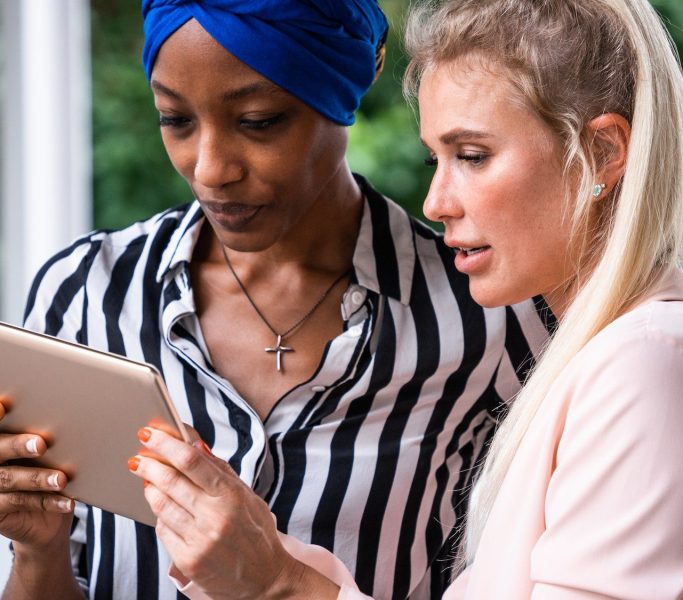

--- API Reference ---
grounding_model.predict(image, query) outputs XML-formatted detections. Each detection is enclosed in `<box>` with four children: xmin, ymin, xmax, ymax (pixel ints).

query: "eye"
<box><xmin>159</xmin><ymin>115</ymin><xmax>191</xmax><ymax>129</ymax></box>
<box><xmin>457</xmin><ymin>152</ymin><xmax>487</xmax><ymax>166</ymax></box>
<box><xmin>424</xmin><ymin>156</ymin><xmax>438</xmax><ymax>167</ymax></box>
<box><xmin>240</xmin><ymin>114</ymin><xmax>285</xmax><ymax>130</ymax></box>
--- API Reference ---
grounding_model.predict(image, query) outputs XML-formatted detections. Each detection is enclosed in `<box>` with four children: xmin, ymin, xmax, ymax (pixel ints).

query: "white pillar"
<box><xmin>1</xmin><ymin>0</ymin><xmax>92</xmax><ymax>325</ymax></box>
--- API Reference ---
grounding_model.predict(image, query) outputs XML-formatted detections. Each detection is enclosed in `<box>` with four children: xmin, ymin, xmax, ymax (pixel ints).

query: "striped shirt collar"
<box><xmin>154</xmin><ymin>176</ymin><xmax>416</xmax><ymax>305</ymax></box>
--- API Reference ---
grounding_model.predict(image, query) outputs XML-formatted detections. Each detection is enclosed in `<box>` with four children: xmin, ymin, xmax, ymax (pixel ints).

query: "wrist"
<box><xmin>268</xmin><ymin>557</ymin><xmax>340</xmax><ymax>600</ymax></box>
<box><xmin>5</xmin><ymin>542</ymin><xmax>82</xmax><ymax>600</ymax></box>
<box><xmin>13</xmin><ymin>534</ymin><xmax>70</xmax><ymax>563</ymax></box>
<box><xmin>12</xmin><ymin>537</ymin><xmax>72</xmax><ymax>583</ymax></box>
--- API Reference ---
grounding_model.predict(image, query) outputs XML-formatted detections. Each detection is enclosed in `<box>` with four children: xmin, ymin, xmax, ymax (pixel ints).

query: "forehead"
<box><xmin>417</xmin><ymin>56</ymin><xmax>550</xmax><ymax>143</ymax></box>
<box><xmin>419</xmin><ymin>56</ymin><xmax>524</xmax><ymax>114</ymax></box>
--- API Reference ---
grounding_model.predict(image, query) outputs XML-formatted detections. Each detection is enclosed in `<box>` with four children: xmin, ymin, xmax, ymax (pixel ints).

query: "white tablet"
<box><xmin>0</xmin><ymin>321</ymin><xmax>189</xmax><ymax>527</ymax></box>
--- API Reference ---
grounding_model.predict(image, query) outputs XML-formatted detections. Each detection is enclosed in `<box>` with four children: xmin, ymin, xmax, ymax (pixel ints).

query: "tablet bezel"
<box><xmin>0</xmin><ymin>320</ymin><xmax>190</xmax><ymax>527</ymax></box>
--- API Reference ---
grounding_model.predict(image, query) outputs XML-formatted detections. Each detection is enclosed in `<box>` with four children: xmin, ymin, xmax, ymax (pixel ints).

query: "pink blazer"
<box><xmin>174</xmin><ymin>269</ymin><xmax>683</xmax><ymax>600</ymax></box>
<box><xmin>446</xmin><ymin>268</ymin><xmax>683</xmax><ymax>599</ymax></box>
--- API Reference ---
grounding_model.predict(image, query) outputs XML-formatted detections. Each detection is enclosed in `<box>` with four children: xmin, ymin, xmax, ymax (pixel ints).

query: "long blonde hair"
<box><xmin>404</xmin><ymin>0</ymin><xmax>683</xmax><ymax>563</ymax></box>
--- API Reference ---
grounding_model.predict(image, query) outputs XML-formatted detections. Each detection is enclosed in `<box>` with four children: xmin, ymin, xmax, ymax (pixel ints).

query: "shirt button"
<box><xmin>351</xmin><ymin>291</ymin><xmax>364</xmax><ymax>305</ymax></box>
<box><xmin>311</xmin><ymin>385</ymin><xmax>326</xmax><ymax>393</ymax></box>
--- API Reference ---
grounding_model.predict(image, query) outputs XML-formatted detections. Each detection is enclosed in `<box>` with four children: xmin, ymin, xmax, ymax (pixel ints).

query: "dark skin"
<box><xmin>154</xmin><ymin>20</ymin><xmax>363</xmax><ymax>419</ymax></box>
<box><xmin>0</xmin><ymin>18</ymin><xmax>358</xmax><ymax>599</ymax></box>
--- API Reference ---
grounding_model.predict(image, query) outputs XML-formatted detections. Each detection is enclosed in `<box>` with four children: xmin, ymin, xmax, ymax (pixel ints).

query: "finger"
<box><xmin>0</xmin><ymin>433</ymin><xmax>47</xmax><ymax>462</ymax></box>
<box><xmin>137</xmin><ymin>428</ymin><xmax>235</xmax><ymax>494</ymax></box>
<box><xmin>155</xmin><ymin>519</ymin><xmax>195</xmax><ymax>576</ymax></box>
<box><xmin>0</xmin><ymin>398</ymin><xmax>6</xmax><ymax>419</ymax></box>
<box><xmin>0</xmin><ymin>465</ymin><xmax>66</xmax><ymax>493</ymax></box>
<box><xmin>0</xmin><ymin>491</ymin><xmax>74</xmax><ymax>514</ymax></box>
<box><xmin>144</xmin><ymin>483</ymin><xmax>193</xmax><ymax>541</ymax></box>
<box><xmin>129</xmin><ymin>455</ymin><xmax>202</xmax><ymax>516</ymax></box>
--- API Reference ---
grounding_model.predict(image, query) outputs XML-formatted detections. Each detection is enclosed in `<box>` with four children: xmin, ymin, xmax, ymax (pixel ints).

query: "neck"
<box><xmin>543</xmin><ymin>288</ymin><xmax>570</xmax><ymax>321</ymax></box>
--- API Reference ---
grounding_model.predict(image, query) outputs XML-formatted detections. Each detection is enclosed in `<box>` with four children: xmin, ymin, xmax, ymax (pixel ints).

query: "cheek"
<box><xmin>490</xmin><ymin>154</ymin><xmax>565</xmax><ymax>238</ymax></box>
<box><xmin>273</xmin><ymin>124</ymin><xmax>347</xmax><ymax>198</ymax></box>
<box><xmin>160</xmin><ymin>133</ymin><xmax>195</xmax><ymax>179</ymax></box>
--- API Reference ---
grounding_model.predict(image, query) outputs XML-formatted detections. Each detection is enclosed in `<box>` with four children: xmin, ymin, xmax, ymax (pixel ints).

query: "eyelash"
<box><xmin>159</xmin><ymin>115</ymin><xmax>190</xmax><ymax>128</ymax></box>
<box><xmin>240</xmin><ymin>115</ymin><xmax>285</xmax><ymax>130</ymax></box>
<box><xmin>459</xmin><ymin>153</ymin><xmax>487</xmax><ymax>166</ymax></box>
<box><xmin>423</xmin><ymin>153</ymin><xmax>488</xmax><ymax>167</ymax></box>
<box><xmin>158</xmin><ymin>114</ymin><xmax>286</xmax><ymax>131</ymax></box>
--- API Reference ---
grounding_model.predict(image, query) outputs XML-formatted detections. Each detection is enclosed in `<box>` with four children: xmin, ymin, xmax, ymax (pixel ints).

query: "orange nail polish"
<box><xmin>143</xmin><ymin>480</ymin><xmax>150</xmax><ymax>488</ymax></box>
<box><xmin>127</xmin><ymin>456</ymin><xmax>140</xmax><ymax>471</ymax></box>
<box><xmin>137</xmin><ymin>427</ymin><xmax>152</xmax><ymax>443</ymax></box>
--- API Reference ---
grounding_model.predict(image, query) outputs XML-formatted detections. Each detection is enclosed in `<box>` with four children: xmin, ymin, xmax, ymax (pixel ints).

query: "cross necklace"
<box><xmin>221</xmin><ymin>246</ymin><xmax>349</xmax><ymax>373</ymax></box>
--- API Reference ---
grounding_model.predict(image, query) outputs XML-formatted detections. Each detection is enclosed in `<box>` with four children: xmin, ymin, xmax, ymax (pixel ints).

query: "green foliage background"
<box><xmin>91</xmin><ymin>0</ymin><xmax>683</xmax><ymax>230</ymax></box>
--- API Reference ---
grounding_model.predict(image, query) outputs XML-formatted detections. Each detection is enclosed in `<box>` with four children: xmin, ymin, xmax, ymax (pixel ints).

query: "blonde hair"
<box><xmin>404</xmin><ymin>0</ymin><xmax>683</xmax><ymax>564</ymax></box>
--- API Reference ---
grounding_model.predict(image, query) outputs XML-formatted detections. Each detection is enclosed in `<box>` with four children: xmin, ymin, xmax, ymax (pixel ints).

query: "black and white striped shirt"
<box><xmin>23</xmin><ymin>177</ymin><xmax>551</xmax><ymax>600</ymax></box>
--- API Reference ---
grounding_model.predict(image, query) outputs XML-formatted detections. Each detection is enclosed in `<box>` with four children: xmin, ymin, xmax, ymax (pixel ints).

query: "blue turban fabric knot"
<box><xmin>142</xmin><ymin>0</ymin><xmax>389</xmax><ymax>125</ymax></box>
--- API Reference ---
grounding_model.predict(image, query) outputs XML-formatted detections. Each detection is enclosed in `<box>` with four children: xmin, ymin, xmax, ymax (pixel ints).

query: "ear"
<box><xmin>586</xmin><ymin>113</ymin><xmax>631</xmax><ymax>200</ymax></box>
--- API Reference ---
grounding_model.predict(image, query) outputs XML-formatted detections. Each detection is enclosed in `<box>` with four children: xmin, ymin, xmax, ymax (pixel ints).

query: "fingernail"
<box><xmin>56</xmin><ymin>498</ymin><xmax>73</xmax><ymax>512</ymax></box>
<box><xmin>127</xmin><ymin>456</ymin><xmax>141</xmax><ymax>471</ymax></box>
<box><xmin>143</xmin><ymin>480</ymin><xmax>150</xmax><ymax>488</ymax></box>
<box><xmin>47</xmin><ymin>473</ymin><xmax>61</xmax><ymax>489</ymax></box>
<box><xmin>137</xmin><ymin>427</ymin><xmax>152</xmax><ymax>443</ymax></box>
<box><xmin>25</xmin><ymin>437</ymin><xmax>39</xmax><ymax>455</ymax></box>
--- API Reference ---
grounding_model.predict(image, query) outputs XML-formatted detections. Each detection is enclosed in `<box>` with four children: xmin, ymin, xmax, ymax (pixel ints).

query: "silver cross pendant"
<box><xmin>265</xmin><ymin>334</ymin><xmax>293</xmax><ymax>372</ymax></box>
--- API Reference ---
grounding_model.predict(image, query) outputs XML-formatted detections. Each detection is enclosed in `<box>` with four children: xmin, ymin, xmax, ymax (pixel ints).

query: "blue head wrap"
<box><xmin>142</xmin><ymin>0</ymin><xmax>389</xmax><ymax>125</ymax></box>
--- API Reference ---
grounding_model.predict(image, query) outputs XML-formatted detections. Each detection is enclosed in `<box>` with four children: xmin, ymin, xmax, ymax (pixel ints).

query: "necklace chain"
<box><xmin>221</xmin><ymin>246</ymin><xmax>349</xmax><ymax>371</ymax></box>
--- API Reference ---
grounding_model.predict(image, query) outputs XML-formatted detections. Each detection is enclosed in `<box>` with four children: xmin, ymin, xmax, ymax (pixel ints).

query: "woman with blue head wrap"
<box><xmin>135</xmin><ymin>1</ymin><xmax>389</xmax><ymax>596</ymax></box>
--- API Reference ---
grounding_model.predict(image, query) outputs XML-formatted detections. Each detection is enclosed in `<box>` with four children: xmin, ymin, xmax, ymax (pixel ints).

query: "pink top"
<box><xmin>173</xmin><ymin>269</ymin><xmax>683</xmax><ymax>600</ymax></box>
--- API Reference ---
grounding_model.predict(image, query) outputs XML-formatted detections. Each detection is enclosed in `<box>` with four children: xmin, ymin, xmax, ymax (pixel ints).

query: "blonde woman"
<box><xmin>407</xmin><ymin>0</ymin><xmax>683</xmax><ymax>596</ymax></box>
<box><xmin>152</xmin><ymin>0</ymin><xmax>683</xmax><ymax>598</ymax></box>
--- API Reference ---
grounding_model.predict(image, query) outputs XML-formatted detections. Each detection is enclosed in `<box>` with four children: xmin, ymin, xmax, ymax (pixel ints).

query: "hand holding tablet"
<box><xmin>0</xmin><ymin>399</ymin><xmax>75</xmax><ymax>556</ymax></box>
<box><xmin>0</xmin><ymin>321</ymin><xmax>189</xmax><ymax>529</ymax></box>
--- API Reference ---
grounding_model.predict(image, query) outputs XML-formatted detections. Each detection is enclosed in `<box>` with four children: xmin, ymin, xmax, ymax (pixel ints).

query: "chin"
<box><xmin>469</xmin><ymin>282</ymin><xmax>524</xmax><ymax>309</ymax></box>
<box><xmin>220</xmin><ymin>236</ymin><xmax>279</xmax><ymax>254</ymax></box>
<box><xmin>208</xmin><ymin>223</ymin><xmax>280</xmax><ymax>254</ymax></box>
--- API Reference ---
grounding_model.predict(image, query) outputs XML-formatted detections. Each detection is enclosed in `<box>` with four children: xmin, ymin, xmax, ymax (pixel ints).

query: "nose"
<box><xmin>423</xmin><ymin>163</ymin><xmax>464</xmax><ymax>223</ymax></box>
<box><xmin>193</xmin><ymin>130</ymin><xmax>244</xmax><ymax>188</ymax></box>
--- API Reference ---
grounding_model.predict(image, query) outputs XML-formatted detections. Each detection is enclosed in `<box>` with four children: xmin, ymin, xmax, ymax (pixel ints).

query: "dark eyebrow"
<box><xmin>150</xmin><ymin>79</ymin><xmax>286</xmax><ymax>103</ymax></box>
<box><xmin>420</xmin><ymin>129</ymin><xmax>495</xmax><ymax>149</ymax></box>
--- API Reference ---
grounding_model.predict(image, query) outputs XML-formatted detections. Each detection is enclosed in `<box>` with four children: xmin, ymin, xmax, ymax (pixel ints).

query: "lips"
<box><xmin>452</xmin><ymin>244</ymin><xmax>492</xmax><ymax>274</ymax></box>
<box><xmin>203</xmin><ymin>201</ymin><xmax>260</xmax><ymax>215</ymax></box>
<box><xmin>203</xmin><ymin>201</ymin><xmax>264</xmax><ymax>231</ymax></box>
<box><xmin>454</xmin><ymin>246</ymin><xmax>489</xmax><ymax>256</ymax></box>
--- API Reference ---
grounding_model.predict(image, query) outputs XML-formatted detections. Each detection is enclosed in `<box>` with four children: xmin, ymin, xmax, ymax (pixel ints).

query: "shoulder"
<box><xmin>557</xmin><ymin>297</ymin><xmax>683</xmax><ymax>458</ymax></box>
<box><xmin>570</xmin><ymin>298</ymin><xmax>683</xmax><ymax>387</ymax></box>
<box><xmin>34</xmin><ymin>203</ymin><xmax>192</xmax><ymax>276</ymax></box>
<box><xmin>86</xmin><ymin>202</ymin><xmax>196</xmax><ymax>260</ymax></box>
<box><xmin>534</xmin><ymin>297</ymin><xmax>683</xmax><ymax>595</ymax></box>
<box><xmin>23</xmin><ymin>203</ymin><xmax>196</xmax><ymax>333</ymax></box>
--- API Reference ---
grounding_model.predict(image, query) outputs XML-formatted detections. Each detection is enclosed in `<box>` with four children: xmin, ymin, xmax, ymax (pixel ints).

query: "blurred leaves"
<box><xmin>652</xmin><ymin>0</ymin><xmax>683</xmax><ymax>49</ymax></box>
<box><xmin>92</xmin><ymin>0</ymin><xmax>188</xmax><ymax>229</ymax></box>
<box><xmin>91</xmin><ymin>0</ymin><xmax>683</xmax><ymax>231</ymax></box>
